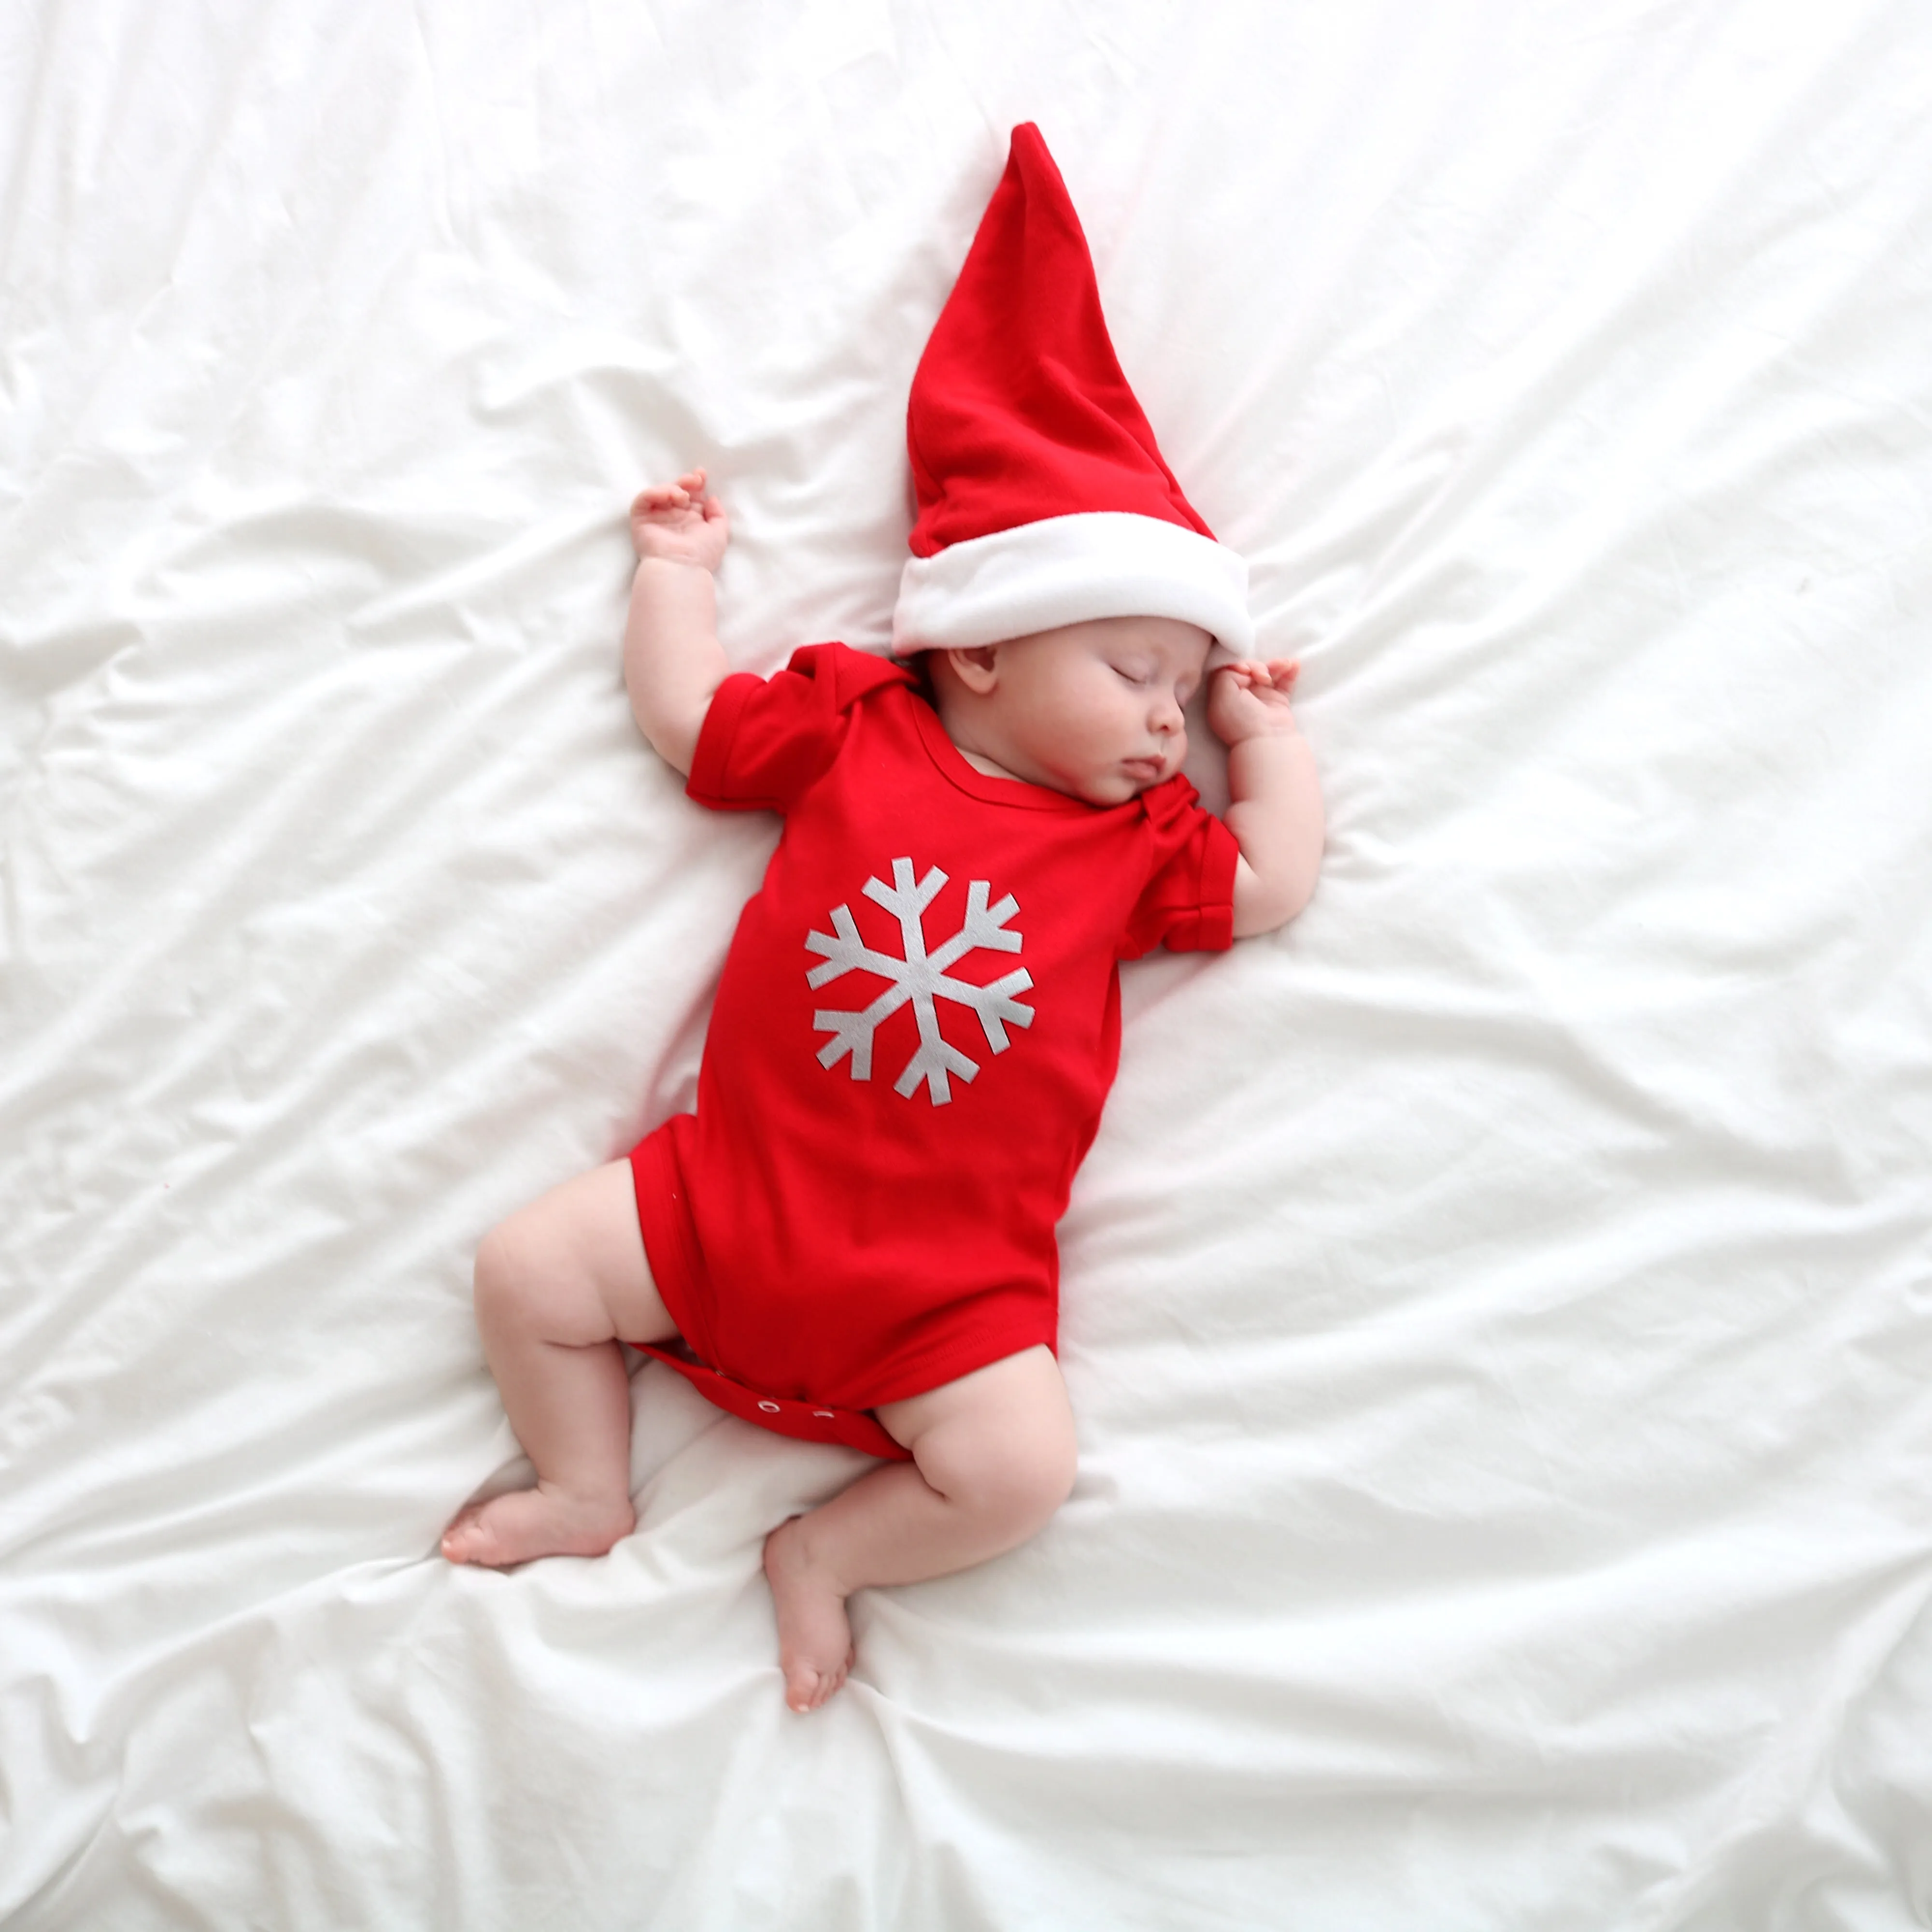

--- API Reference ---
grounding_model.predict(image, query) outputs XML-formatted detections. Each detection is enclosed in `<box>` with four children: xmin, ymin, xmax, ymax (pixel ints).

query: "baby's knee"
<box><xmin>985</xmin><ymin>1437</ymin><xmax>1077</xmax><ymax>1541</ymax></box>
<box><xmin>1010</xmin><ymin>1432</ymin><xmax>1078</xmax><ymax>1530</ymax></box>
<box><xmin>934</xmin><ymin>1409</ymin><xmax>1077</xmax><ymax>1537</ymax></box>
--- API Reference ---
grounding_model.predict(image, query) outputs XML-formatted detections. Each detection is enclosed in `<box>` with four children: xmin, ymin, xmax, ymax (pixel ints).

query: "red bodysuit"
<box><xmin>628</xmin><ymin>643</ymin><xmax>1237</xmax><ymax>1458</ymax></box>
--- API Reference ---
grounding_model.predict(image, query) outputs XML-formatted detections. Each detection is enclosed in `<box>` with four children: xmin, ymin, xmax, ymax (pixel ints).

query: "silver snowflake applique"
<box><xmin>806</xmin><ymin>857</ymin><xmax>1035</xmax><ymax>1105</ymax></box>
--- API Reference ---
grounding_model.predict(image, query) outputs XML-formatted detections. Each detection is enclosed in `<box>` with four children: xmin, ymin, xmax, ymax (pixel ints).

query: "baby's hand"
<box><xmin>1207</xmin><ymin>658</ymin><xmax>1303</xmax><ymax>747</ymax></box>
<box><xmin>630</xmin><ymin>469</ymin><xmax>730</xmax><ymax>571</ymax></box>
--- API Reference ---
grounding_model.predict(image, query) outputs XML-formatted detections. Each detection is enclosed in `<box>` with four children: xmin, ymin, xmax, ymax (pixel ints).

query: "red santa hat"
<box><xmin>891</xmin><ymin>124</ymin><xmax>1252</xmax><ymax>658</ymax></box>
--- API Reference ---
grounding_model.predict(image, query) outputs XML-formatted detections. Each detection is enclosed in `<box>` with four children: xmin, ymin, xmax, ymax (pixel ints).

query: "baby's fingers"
<box><xmin>1217</xmin><ymin>659</ymin><xmax>1282</xmax><ymax>698</ymax></box>
<box><xmin>632</xmin><ymin>479</ymin><xmax>710</xmax><ymax>520</ymax></box>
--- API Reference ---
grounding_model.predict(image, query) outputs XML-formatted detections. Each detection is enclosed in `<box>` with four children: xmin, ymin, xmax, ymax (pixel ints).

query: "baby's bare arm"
<box><xmin>1208</xmin><ymin>660</ymin><xmax>1325</xmax><ymax>938</ymax></box>
<box><xmin>624</xmin><ymin>469</ymin><xmax>732</xmax><ymax>777</ymax></box>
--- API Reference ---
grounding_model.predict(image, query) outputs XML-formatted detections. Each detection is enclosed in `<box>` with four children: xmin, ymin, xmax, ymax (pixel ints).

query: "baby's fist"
<box><xmin>631</xmin><ymin>469</ymin><xmax>730</xmax><ymax>571</ymax></box>
<box><xmin>1208</xmin><ymin>658</ymin><xmax>1302</xmax><ymax>746</ymax></box>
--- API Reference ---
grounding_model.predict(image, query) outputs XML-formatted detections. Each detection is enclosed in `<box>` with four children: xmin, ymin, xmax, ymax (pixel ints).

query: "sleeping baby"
<box><xmin>441</xmin><ymin>124</ymin><xmax>1324</xmax><ymax>1714</ymax></box>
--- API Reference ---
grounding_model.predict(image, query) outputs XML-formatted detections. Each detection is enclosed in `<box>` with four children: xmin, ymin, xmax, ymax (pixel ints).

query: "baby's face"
<box><xmin>970</xmin><ymin>616</ymin><xmax>1213</xmax><ymax>807</ymax></box>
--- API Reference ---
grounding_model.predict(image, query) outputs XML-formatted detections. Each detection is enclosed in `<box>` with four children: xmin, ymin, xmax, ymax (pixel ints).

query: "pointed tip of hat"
<box><xmin>893</xmin><ymin>122</ymin><xmax>1253</xmax><ymax>655</ymax></box>
<box><xmin>905</xmin><ymin>122</ymin><xmax>1215</xmax><ymax>559</ymax></box>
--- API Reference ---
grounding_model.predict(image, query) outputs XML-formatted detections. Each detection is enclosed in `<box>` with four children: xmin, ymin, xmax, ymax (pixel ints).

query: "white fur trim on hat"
<box><xmin>891</xmin><ymin>511</ymin><xmax>1254</xmax><ymax>657</ymax></box>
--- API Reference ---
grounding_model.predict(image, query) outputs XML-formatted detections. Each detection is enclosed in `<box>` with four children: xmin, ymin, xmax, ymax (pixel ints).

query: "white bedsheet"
<box><xmin>4</xmin><ymin>2</ymin><xmax>1930</xmax><ymax>1926</ymax></box>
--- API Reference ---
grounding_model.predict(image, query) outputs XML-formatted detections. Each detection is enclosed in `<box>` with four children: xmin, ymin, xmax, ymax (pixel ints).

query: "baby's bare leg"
<box><xmin>762</xmin><ymin>1345</ymin><xmax>1077</xmax><ymax>1712</ymax></box>
<box><xmin>441</xmin><ymin>1159</ymin><xmax>677</xmax><ymax>1568</ymax></box>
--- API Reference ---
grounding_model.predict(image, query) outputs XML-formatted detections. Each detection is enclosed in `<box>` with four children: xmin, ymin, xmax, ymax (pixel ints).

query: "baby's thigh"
<box><xmin>476</xmin><ymin>1158</ymin><xmax>677</xmax><ymax>1347</ymax></box>
<box><xmin>877</xmin><ymin>1345</ymin><xmax>1078</xmax><ymax>1515</ymax></box>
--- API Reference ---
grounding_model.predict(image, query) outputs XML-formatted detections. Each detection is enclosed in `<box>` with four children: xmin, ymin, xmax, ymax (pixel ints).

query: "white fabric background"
<box><xmin>3</xmin><ymin>2</ymin><xmax>1929</xmax><ymax>1926</ymax></box>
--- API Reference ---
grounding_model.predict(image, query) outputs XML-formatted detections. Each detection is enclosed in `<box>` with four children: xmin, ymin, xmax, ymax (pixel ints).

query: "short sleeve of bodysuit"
<box><xmin>1119</xmin><ymin>778</ymin><xmax>1240</xmax><ymax>959</ymax></box>
<box><xmin>688</xmin><ymin>643</ymin><xmax>912</xmax><ymax>815</ymax></box>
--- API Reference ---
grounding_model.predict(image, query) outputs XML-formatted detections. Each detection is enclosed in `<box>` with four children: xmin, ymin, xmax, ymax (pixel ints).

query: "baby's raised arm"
<box><xmin>1208</xmin><ymin>660</ymin><xmax>1326</xmax><ymax>938</ymax></box>
<box><xmin>623</xmin><ymin>469</ymin><xmax>732</xmax><ymax>776</ymax></box>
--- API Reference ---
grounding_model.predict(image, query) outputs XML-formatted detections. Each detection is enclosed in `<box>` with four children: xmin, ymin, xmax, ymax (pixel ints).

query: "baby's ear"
<box><xmin>944</xmin><ymin>645</ymin><xmax>1000</xmax><ymax>695</ymax></box>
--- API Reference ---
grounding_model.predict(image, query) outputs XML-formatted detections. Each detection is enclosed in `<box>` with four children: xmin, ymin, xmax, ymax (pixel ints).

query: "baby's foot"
<box><xmin>763</xmin><ymin>1516</ymin><xmax>857</xmax><ymax>1713</ymax></box>
<box><xmin>440</xmin><ymin>1485</ymin><xmax>636</xmax><ymax>1568</ymax></box>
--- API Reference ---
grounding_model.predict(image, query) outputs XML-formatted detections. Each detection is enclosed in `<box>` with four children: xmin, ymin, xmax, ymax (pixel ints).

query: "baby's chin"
<box><xmin>1072</xmin><ymin>770</ymin><xmax>1160</xmax><ymax>808</ymax></box>
<box><xmin>1112</xmin><ymin>755</ymin><xmax>1178</xmax><ymax>800</ymax></box>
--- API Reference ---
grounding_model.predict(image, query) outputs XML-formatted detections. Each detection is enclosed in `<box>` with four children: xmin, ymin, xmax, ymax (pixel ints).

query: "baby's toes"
<box><xmin>440</xmin><ymin>1506</ymin><xmax>496</xmax><ymax>1565</ymax></box>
